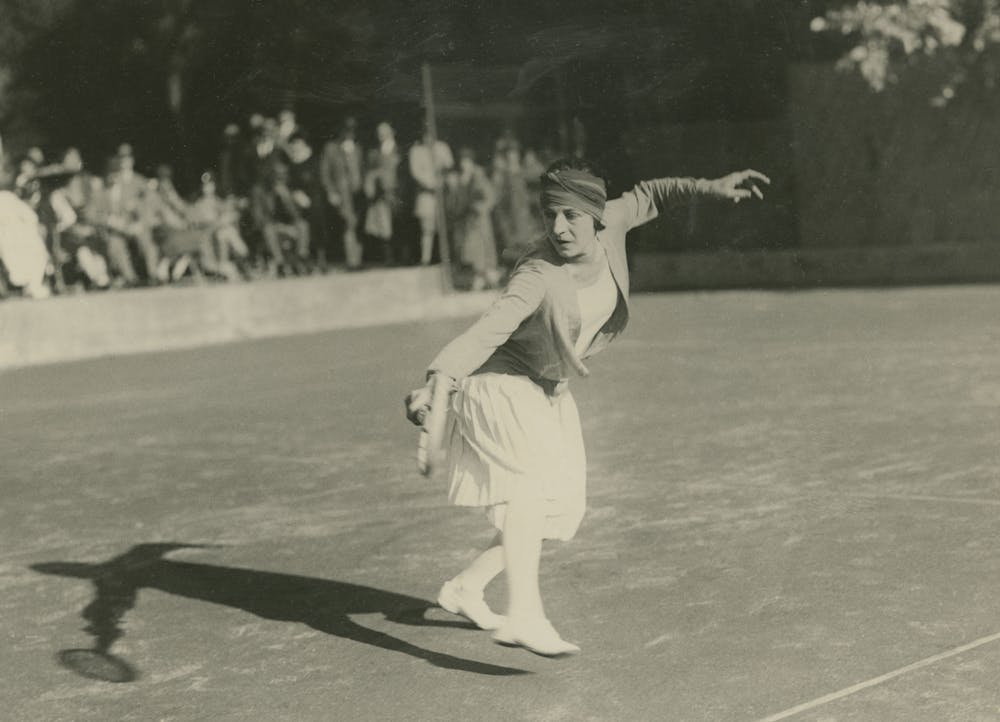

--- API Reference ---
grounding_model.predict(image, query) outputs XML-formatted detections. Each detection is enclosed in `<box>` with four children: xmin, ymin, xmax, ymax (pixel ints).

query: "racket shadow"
<box><xmin>31</xmin><ymin>543</ymin><xmax>529</xmax><ymax>679</ymax></box>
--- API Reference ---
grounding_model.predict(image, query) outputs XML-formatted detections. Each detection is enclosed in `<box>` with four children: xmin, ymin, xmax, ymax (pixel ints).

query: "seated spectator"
<box><xmin>189</xmin><ymin>171</ymin><xmax>249</xmax><ymax>281</ymax></box>
<box><xmin>0</xmin><ymin>189</ymin><xmax>51</xmax><ymax>298</ymax></box>
<box><xmin>98</xmin><ymin>144</ymin><xmax>163</xmax><ymax>285</ymax></box>
<box><xmin>151</xmin><ymin>164</ymin><xmax>189</xmax><ymax>229</ymax></box>
<box><xmin>36</xmin><ymin>158</ymin><xmax>110</xmax><ymax>291</ymax></box>
<box><xmin>148</xmin><ymin>163</ymin><xmax>203</xmax><ymax>282</ymax></box>
<box><xmin>61</xmin><ymin>149</ymin><xmax>112</xmax><ymax>273</ymax></box>
<box><xmin>15</xmin><ymin>150</ymin><xmax>43</xmax><ymax>208</ymax></box>
<box><xmin>250</xmin><ymin>162</ymin><xmax>309</xmax><ymax>276</ymax></box>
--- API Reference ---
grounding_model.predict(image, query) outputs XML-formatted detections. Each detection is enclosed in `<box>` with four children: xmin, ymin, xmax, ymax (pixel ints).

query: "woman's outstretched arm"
<box><xmin>607</xmin><ymin>169</ymin><xmax>770</xmax><ymax>231</ymax></box>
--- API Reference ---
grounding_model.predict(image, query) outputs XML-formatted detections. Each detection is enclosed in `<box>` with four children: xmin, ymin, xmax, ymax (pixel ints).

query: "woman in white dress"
<box><xmin>407</xmin><ymin>158</ymin><xmax>768</xmax><ymax>656</ymax></box>
<box><xmin>0</xmin><ymin>189</ymin><xmax>52</xmax><ymax>298</ymax></box>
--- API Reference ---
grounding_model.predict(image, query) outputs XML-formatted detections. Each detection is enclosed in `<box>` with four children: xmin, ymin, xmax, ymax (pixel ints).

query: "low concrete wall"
<box><xmin>4</xmin><ymin>246</ymin><xmax>998</xmax><ymax>369</ymax></box>
<box><xmin>631</xmin><ymin>245</ymin><xmax>1000</xmax><ymax>291</ymax></box>
<box><xmin>0</xmin><ymin>267</ymin><xmax>494</xmax><ymax>369</ymax></box>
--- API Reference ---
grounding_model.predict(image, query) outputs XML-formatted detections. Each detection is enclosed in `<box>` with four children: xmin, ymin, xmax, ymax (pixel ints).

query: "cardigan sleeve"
<box><xmin>428</xmin><ymin>261</ymin><xmax>547</xmax><ymax>379</ymax></box>
<box><xmin>606</xmin><ymin>177</ymin><xmax>715</xmax><ymax>232</ymax></box>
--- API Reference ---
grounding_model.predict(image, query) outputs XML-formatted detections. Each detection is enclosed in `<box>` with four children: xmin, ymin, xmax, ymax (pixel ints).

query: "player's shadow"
<box><xmin>31</xmin><ymin>543</ymin><xmax>527</xmax><ymax>680</ymax></box>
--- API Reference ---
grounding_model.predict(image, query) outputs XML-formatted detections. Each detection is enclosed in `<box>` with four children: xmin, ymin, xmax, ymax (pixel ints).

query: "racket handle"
<box><xmin>417</xmin><ymin>373</ymin><xmax>453</xmax><ymax>477</ymax></box>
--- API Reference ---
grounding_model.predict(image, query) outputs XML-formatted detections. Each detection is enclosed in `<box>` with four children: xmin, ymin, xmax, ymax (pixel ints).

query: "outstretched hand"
<box><xmin>711</xmin><ymin>169</ymin><xmax>770</xmax><ymax>204</ymax></box>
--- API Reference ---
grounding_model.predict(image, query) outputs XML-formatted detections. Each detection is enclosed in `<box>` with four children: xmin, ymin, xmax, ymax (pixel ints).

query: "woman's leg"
<box><xmin>438</xmin><ymin>531</ymin><xmax>505</xmax><ymax>630</ymax></box>
<box><xmin>502</xmin><ymin>495</ymin><xmax>546</xmax><ymax>620</ymax></box>
<box><xmin>496</xmin><ymin>494</ymin><xmax>580</xmax><ymax>656</ymax></box>
<box><xmin>452</xmin><ymin>531</ymin><xmax>504</xmax><ymax>592</ymax></box>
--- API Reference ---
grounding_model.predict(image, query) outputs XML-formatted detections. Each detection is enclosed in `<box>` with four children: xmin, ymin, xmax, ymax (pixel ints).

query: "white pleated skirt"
<box><xmin>445</xmin><ymin>372</ymin><xmax>586</xmax><ymax>541</ymax></box>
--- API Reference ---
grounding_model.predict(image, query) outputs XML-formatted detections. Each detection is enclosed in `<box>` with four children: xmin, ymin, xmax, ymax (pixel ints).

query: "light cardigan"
<box><xmin>428</xmin><ymin>176</ymin><xmax>716</xmax><ymax>393</ymax></box>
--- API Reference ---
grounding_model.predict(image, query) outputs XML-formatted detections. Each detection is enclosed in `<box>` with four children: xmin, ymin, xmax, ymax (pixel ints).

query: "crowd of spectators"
<box><xmin>0</xmin><ymin>113</ymin><xmax>556</xmax><ymax>300</ymax></box>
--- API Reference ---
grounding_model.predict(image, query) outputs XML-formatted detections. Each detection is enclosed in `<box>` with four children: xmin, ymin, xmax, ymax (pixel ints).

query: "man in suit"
<box><xmin>99</xmin><ymin>144</ymin><xmax>164</xmax><ymax>285</ymax></box>
<box><xmin>320</xmin><ymin>117</ymin><xmax>364</xmax><ymax>269</ymax></box>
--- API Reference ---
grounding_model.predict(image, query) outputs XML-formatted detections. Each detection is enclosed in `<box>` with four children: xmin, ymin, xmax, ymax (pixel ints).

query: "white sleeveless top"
<box><xmin>574</xmin><ymin>260</ymin><xmax>618</xmax><ymax>357</ymax></box>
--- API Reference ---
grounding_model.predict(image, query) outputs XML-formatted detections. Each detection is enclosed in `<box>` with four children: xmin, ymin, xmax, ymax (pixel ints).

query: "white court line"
<box><xmin>843</xmin><ymin>492</ymin><xmax>1000</xmax><ymax>507</ymax></box>
<box><xmin>756</xmin><ymin>630</ymin><xmax>1000</xmax><ymax>722</ymax></box>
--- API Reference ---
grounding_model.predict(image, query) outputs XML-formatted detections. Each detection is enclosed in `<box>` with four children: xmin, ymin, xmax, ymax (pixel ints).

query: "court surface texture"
<box><xmin>2</xmin><ymin>286</ymin><xmax>998</xmax><ymax>721</ymax></box>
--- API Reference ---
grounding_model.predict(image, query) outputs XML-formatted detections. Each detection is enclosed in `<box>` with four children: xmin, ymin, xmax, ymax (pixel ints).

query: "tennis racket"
<box><xmin>417</xmin><ymin>373</ymin><xmax>453</xmax><ymax>477</ymax></box>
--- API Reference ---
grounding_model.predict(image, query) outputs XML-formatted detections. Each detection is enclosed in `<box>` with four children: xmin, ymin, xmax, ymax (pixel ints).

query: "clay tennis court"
<box><xmin>3</xmin><ymin>286</ymin><xmax>999</xmax><ymax>721</ymax></box>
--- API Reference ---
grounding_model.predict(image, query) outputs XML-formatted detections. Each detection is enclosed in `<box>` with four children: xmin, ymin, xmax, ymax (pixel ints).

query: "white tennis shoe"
<box><xmin>437</xmin><ymin>580</ymin><xmax>505</xmax><ymax>631</ymax></box>
<box><xmin>491</xmin><ymin>617</ymin><xmax>580</xmax><ymax>657</ymax></box>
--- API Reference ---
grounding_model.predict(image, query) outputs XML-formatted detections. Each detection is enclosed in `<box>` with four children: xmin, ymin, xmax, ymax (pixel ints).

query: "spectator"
<box><xmin>0</xmin><ymin>188</ymin><xmax>51</xmax><ymax>298</ymax></box>
<box><xmin>364</xmin><ymin>121</ymin><xmax>402</xmax><ymax>266</ymax></box>
<box><xmin>151</xmin><ymin>164</ymin><xmax>189</xmax><ymax>229</ymax></box>
<box><xmin>150</xmin><ymin>164</ymin><xmax>203</xmax><ymax>282</ymax></box>
<box><xmin>36</xmin><ymin>160</ymin><xmax>110</xmax><ymax>291</ymax></box>
<box><xmin>449</xmin><ymin>147</ymin><xmax>500</xmax><ymax>290</ymax></box>
<box><xmin>189</xmin><ymin>170</ymin><xmax>249</xmax><ymax>281</ymax></box>
<box><xmin>81</xmin><ymin>160</ymin><xmax>136</xmax><ymax>287</ymax></box>
<box><xmin>55</xmin><ymin>148</ymin><xmax>112</xmax><ymax>289</ymax></box>
<box><xmin>516</xmin><ymin>146</ymin><xmax>548</xmax><ymax>264</ymax></box>
<box><xmin>408</xmin><ymin>126</ymin><xmax>454</xmax><ymax>265</ymax></box>
<box><xmin>98</xmin><ymin>144</ymin><xmax>163</xmax><ymax>285</ymax></box>
<box><xmin>320</xmin><ymin>116</ymin><xmax>365</xmax><ymax>269</ymax></box>
<box><xmin>2</xmin><ymin>115</ymin><xmax>569</xmax><ymax>299</ymax></box>
<box><xmin>245</xmin><ymin>115</ymin><xmax>278</xmax><ymax>193</ymax></box>
<box><xmin>285</xmin><ymin>132</ymin><xmax>322</xmax><ymax>272</ymax></box>
<box><xmin>15</xmin><ymin>151</ymin><xmax>42</xmax><ymax>208</ymax></box>
<box><xmin>248</xmin><ymin>113</ymin><xmax>265</xmax><ymax>135</ymax></box>
<box><xmin>218</xmin><ymin>123</ymin><xmax>246</xmax><ymax>198</ymax></box>
<box><xmin>251</xmin><ymin>162</ymin><xmax>309</xmax><ymax>277</ymax></box>
<box><xmin>277</xmin><ymin>108</ymin><xmax>299</xmax><ymax>152</ymax></box>
<box><xmin>491</xmin><ymin>134</ymin><xmax>536</xmax><ymax>264</ymax></box>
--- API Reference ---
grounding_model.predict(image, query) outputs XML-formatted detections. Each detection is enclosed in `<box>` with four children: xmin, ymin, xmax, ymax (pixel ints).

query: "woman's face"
<box><xmin>543</xmin><ymin>204</ymin><xmax>598</xmax><ymax>261</ymax></box>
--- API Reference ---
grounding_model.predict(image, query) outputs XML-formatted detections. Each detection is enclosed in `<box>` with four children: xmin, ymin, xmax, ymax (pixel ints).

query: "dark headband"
<box><xmin>540</xmin><ymin>168</ymin><xmax>607</xmax><ymax>224</ymax></box>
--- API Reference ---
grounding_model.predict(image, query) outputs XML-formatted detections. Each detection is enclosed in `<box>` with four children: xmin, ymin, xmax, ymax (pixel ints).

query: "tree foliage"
<box><xmin>812</xmin><ymin>0</ymin><xmax>1000</xmax><ymax>103</ymax></box>
<box><xmin>0</xmin><ymin>0</ymin><xmax>809</xmax><ymax>178</ymax></box>
<box><xmin>0</xmin><ymin>0</ymin><xmax>392</xmax><ymax>171</ymax></box>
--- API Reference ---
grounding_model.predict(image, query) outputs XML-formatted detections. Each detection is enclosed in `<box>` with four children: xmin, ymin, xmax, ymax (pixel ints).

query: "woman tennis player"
<box><xmin>406</xmin><ymin>158</ymin><xmax>768</xmax><ymax>656</ymax></box>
